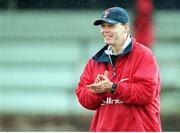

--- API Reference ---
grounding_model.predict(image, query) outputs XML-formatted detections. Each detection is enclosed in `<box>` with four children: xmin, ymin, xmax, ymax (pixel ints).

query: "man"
<box><xmin>75</xmin><ymin>7</ymin><xmax>161</xmax><ymax>131</ymax></box>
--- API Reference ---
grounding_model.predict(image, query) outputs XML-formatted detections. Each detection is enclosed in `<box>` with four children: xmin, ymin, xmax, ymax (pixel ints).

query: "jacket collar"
<box><xmin>93</xmin><ymin>36</ymin><xmax>133</xmax><ymax>63</ymax></box>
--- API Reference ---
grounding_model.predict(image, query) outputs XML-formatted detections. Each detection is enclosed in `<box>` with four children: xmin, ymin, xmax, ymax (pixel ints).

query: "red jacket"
<box><xmin>75</xmin><ymin>38</ymin><xmax>161</xmax><ymax>131</ymax></box>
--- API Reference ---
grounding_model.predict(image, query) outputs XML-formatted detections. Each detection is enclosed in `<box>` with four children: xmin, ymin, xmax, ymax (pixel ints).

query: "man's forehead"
<box><xmin>101</xmin><ymin>22</ymin><xmax>122</xmax><ymax>26</ymax></box>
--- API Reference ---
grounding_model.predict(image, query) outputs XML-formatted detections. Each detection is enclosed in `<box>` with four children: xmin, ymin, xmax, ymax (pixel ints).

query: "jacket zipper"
<box><xmin>113</xmin><ymin>66</ymin><xmax>116</xmax><ymax>77</ymax></box>
<box><xmin>108</xmin><ymin>54</ymin><xmax>116</xmax><ymax>77</ymax></box>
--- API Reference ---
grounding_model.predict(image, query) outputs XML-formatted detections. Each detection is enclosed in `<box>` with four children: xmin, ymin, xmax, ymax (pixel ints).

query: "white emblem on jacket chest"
<box><xmin>101</xmin><ymin>97</ymin><xmax>123</xmax><ymax>105</ymax></box>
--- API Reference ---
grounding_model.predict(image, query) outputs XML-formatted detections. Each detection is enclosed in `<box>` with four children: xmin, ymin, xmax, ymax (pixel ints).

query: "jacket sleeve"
<box><xmin>75</xmin><ymin>59</ymin><xmax>106</xmax><ymax>110</ymax></box>
<box><xmin>114</xmin><ymin>51</ymin><xmax>160</xmax><ymax>106</ymax></box>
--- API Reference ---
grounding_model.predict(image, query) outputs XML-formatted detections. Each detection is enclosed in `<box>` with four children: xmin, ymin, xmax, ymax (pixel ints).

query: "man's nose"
<box><xmin>102</xmin><ymin>27</ymin><xmax>110</xmax><ymax>32</ymax></box>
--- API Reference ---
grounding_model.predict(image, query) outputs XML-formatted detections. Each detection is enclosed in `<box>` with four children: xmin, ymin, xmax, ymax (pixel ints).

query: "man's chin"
<box><xmin>104</xmin><ymin>40</ymin><xmax>112</xmax><ymax>45</ymax></box>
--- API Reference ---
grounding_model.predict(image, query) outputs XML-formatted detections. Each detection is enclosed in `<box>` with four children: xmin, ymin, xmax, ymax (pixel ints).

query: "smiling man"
<box><xmin>75</xmin><ymin>7</ymin><xmax>161</xmax><ymax>131</ymax></box>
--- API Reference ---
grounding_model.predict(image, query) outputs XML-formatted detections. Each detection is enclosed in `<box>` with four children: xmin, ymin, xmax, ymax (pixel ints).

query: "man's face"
<box><xmin>100</xmin><ymin>22</ymin><xmax>128</xmax><ymax>46</ymax></box>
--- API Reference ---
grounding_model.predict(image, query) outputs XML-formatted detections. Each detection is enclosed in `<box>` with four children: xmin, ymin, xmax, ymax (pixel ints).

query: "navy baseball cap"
<box><xmin>94</xmin><ymin>7</ymin><xmax>129</xmax><ymax>26</ymax></box>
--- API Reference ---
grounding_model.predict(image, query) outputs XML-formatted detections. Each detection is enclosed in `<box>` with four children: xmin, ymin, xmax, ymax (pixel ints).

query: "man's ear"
<box><xmin>124</xmin><ymin>23</ymin><xmax>129</xmax><ymax>33</ymax></box>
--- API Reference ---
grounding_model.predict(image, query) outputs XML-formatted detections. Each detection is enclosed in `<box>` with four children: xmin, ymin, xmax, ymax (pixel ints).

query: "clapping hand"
<box><xmin>86</xmin><ymin>71</ymin><xmax>113</xmax><ymax>93</ymax></box>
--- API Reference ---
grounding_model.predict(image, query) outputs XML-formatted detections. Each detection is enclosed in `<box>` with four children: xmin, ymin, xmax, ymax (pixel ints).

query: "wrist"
<box><xmin>110</xmin><ymin>82</ymin><xmax>118</xmax><ymax>93</ymax></box>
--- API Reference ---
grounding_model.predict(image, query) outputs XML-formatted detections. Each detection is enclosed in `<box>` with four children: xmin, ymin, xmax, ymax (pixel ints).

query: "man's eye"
<box><xmin>101</xmin><ymin>24</ymin><xmax>105</xmax><ymax>27</ymax></box>
<box><xmin>109</xmin><ymin>24</ymin><xmax>115</xmax><ymax>27</ymax></box>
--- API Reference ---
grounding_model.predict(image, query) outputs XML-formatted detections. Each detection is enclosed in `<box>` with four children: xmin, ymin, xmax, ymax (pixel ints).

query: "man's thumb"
<box><xmin>104</xmin><ymin>70</ymin><xmax>108</xmax><ymax>77</ymax></box>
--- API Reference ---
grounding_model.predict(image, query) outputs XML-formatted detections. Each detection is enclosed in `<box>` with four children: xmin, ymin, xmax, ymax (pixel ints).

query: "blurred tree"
<box><xmin>0</xmin><ymin>0</ymin><xmax>180</xmax><ymax>10</ymax></box>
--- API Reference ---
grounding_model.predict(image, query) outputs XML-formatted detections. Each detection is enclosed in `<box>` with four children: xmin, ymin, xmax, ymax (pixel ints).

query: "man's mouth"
<box><xmin>104</xmin><ymin>35</ymin><xmax>113</xmax><ymax>38</ymax></box>
<box><xmin>105</xmin><ymin>36</ymin><xmax>113</xmax><ymax>41</ymax></box>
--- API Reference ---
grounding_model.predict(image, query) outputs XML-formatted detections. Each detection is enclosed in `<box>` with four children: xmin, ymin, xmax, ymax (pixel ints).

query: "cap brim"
<box><xmin>93</xmin><ymin>18</ymin><xmax>119</xmax><ymax>26</ymax></box>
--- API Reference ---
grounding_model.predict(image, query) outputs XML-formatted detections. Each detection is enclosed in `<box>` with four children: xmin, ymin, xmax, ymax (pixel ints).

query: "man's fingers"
<box><xmin>99</xmin><ymin>74</ymin><xmax>108</xmax><ymax>80</ymax></box>
<box><xmin>86</xmin><ymin>84</ymin><xmax>103</xmax><ymax>93</ymax></box>
<box><xmin>86</xmin><ymin>85</ymin><xmax>93</xmax><ymax>88</ymax></box>
<box><xmin>86</xmin><ymin>85</ymin><xmax>90</xmax><ymax>88</ymax></box>
<box><xmin>86</xmin><ymin>83</ymin><xmax>103</xmax><ymax>89</ymax></box>
<box><xmin>104</xmin><ymin>70</ymin><xmax>108</xmax><ymax>77</ymax></box>
<box><xmin>94</xmin><ymin>74</ymin><xmax>101</xmax><ymax>83</ymax></box>
<box><xmin>86</xmin><ymin>84</ymin><xmax>99</xmax><ymax>89</ymax></box>
<box><xmin>94</xmin><ymin>72</ymin><xmax>108</xmax><ymax>83</ymax></box>
<box><xmin>98</xmin><ymin>71</ymin><xmax>108</xmax><ymax>80</ymax></box>
<box><xmin>90</xmin><ymin>87</ymin><xmax>104</xmax><ymax>93</ymax></box>
<box><xmin>89</xmin><ymin>89</ymin><xmax>95</xmax><ymax>93</ymax></box>
<box><xmin>86</xmin><ymin>71</ymin><xmax>110</xmax><ymax>93</ymax></box>
<box><xmin>96</xmin><ymin>75</ymin><xmax>101</xmax><ymax>83</ymax></box>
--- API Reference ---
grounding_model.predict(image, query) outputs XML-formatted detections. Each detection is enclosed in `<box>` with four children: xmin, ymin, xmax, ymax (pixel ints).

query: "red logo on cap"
<box><xmin>103</xmin><ymin>8</ymin><xmax>111</xmax><ymax>18</ymax></box>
